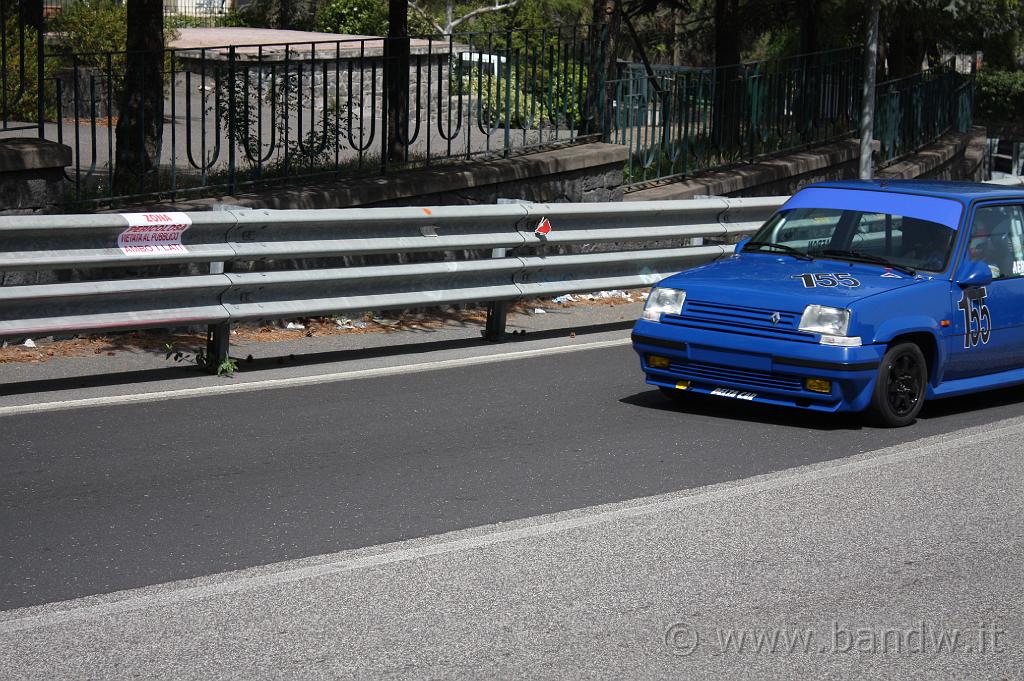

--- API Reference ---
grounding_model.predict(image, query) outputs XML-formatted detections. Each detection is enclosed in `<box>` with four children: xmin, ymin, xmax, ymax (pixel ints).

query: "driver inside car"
<box><xmin>899</xmin><ymin>218</ymin><xmax>953</xmax><ymax>272</ymax></box>
<box><xmin>968</xmin><ymin>209</ymin><xmax>1016</xmax><ymax>280</ymax></box>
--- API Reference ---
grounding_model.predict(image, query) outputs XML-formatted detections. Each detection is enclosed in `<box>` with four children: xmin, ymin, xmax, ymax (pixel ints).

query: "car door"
<box><xmin>944</xmin><ymin>203</ymin><xmax>1024</xmax><ymax>380</ymax></box>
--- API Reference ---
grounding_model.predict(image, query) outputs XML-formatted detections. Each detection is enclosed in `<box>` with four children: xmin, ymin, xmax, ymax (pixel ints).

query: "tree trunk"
<box><xmin>797</xmin><ymin>0</ymin><xmax>819</xmax><ymax>56</ymax></box>
<box><xmin>385</xmin><ymin>0</ymin><xmax>410</xmax><ymax>165</ymax></box>
<box><xmin>580</xmin><ymin>0</ymin><xmax>621</xmax><ymax>137</ymax></box>
<box><xmin>883</xmin><ymin>5</ymin><xmax>925</xmax><ymax>79</ymax></box>
<box><xmin>113</xmin><ymin>0</ymin><xmax>164</xmax><ymax>194</ymax></box>
<box><xmin>712</xmin><ymin>0</ymin><xmax>740</xmax><ymax>153</ymax></box>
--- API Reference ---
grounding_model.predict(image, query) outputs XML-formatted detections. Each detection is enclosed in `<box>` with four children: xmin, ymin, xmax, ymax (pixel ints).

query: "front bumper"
<box><xmin>631</xmin><ymin>319</ymin><xmax>885</xmax><ymax>413</ymax></box>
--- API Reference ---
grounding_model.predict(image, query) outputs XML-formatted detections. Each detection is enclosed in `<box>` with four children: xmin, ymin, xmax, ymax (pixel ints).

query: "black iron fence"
<box><xmin>1</xmin><ymin>0</ymin><xmax>44</xmax><ymax>134</ymax></box>
<box><xmin>44</xmin><ymin>27</ymin><xmax>592</xmax><ymax>205</ymax></box>
<box><xmin>0</xmin><ymin>12</ymin><xmax>979</xmax><ymax>206</ymax></box>
<box><xmin>43</xmin><ymin>0</ymin><xmax>235</xmax><ymax>23</ymax></box>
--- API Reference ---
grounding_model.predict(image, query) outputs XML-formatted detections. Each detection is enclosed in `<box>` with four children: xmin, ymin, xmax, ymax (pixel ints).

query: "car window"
<box><xmin>969</xmin><ymin>205</ymin><xmax>1024</xmax><ymax>280</ymax></box>
<box><xmin>749</xmin><ymin>207</ymin><xmax>954</xmax><ymax>272</ymax></box>
<box><xmin>851</xmin><ymin>213</ymin><xmax>903</xmax><ymax>257</ymax></box>
<box><xmin>769</xmin><ymin>209</ymin><xmax>843</xmax><ymax>251</ymax></box>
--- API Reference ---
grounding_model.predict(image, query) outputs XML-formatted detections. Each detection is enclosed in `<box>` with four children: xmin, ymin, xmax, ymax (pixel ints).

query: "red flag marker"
<box><xmin>535</xmin><ymin>217</ymin><xmax>552</xmax><ymax>236</ymax></box>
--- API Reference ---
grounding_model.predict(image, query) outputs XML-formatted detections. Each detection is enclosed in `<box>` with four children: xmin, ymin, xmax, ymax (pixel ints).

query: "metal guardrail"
<box><xmin>0</xmin><ymin>196</ymin><xmax>782</xmax><ymax>362</ymax></box>
<box><xmin>3</xmin><ymin>182</ymin><xmax>1020</xmax><ymax>364</ymax></box>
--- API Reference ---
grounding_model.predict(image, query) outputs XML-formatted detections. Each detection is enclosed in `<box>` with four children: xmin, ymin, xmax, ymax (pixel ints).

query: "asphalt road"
<box><xmin>4</xmin><ymin>337</ymin><xmax>1024</xmax><ymax>617</ymax></box>
<box><xmin>3</xmin><ymin>409</ymin><xmax>1022</xmax><ymax>679</ymax></box>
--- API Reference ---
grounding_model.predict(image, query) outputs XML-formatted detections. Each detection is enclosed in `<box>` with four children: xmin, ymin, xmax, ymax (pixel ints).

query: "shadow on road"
<box><xmin>619</xmin><ymin>388</ymin><xmax>864</xmax><ymax>431</ymax></box>
<box><xmin>622</xmin><ymin>381</ymin><xmax>1024</xmax><ymax>430</ymax></box>
<box><xmin>918</xmin><ymin>383</ymin><xmax>1024</xmax><ymax>419</ymax></box>
<box><xmin>0</xmin><ymin>320</ymin><xmax>634</xmax><ymax>399</ymax></box>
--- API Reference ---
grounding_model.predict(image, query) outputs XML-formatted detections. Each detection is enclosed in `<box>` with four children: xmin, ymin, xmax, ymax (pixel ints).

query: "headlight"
<box><xmin>643</xmin><ymin>287</ymin><xmax>686</xmax><ymax>322</ymax></box>
<box><xmin>799</xmin><ymin>305</ymin><xmax>850</xmax><ymax>336</ymax></box>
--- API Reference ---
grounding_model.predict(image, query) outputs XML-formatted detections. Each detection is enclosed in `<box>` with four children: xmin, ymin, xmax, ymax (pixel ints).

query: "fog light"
<box><xmin>805</xmin><ymin>378</ymin><xmax>832</xmax><ymax>394</ymax></box>
<box><xmin>674</xmin><ymin>381</ymin><xmax>690</xmax><ymax>390</ymax></box>
<box><xmin>648</xmin><ymin>354</ymin><xmax>671</xmax><ymax>369</ymax></box>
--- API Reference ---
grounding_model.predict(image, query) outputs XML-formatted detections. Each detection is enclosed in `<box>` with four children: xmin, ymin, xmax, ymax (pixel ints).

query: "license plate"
<box><xmin>710</xmin><ymin>388</ymin><xmax>757</xmax><ymax>400</ymax></box>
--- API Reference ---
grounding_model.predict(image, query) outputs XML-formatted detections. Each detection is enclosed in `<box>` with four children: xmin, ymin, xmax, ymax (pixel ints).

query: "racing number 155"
<box><xmin>957</xmin><ymin>287</ymin><xmax>992</xmax><ymax>349</ymax></box>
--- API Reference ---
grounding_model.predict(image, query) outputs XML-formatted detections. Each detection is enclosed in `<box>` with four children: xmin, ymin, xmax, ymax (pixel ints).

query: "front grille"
<box><xmin>669</xmin><ymin>359</ymin><xmax>803</xmax><ymax>392</ymax></box>
<box><xmin>665</xmin><ymin>299</ymin><xmax>813</xmax><ymax>342</ymax></box>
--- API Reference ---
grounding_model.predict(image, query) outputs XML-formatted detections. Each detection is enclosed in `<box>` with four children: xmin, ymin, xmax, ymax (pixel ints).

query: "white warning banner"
<box><xmin>118</xmin><ymin>212</ymin><xmax>192</xmax><ymax>256</ymax></box>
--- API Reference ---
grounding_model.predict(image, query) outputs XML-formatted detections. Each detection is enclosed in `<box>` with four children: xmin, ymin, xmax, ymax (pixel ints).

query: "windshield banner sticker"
<box><xmin>793</xmin><ymin>273</ymin><xmax>861</xmax><ymax>288</ymax></box>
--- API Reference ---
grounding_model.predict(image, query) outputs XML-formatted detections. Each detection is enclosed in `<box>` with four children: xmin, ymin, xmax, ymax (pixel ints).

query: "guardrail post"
<box><xmin>206</xmin><ymin>321</ymin><xmax>230</xmax><ymax>369</ymax></box>
<box><xmin>207</xmin><ymin>260</ymin><xmax>230</xmax><ymax>370</ymax></box>
<box><xmin>484</xmin><ymin>246</ymin><xmax>509</xmax><ymax>342</ymax></box>
<box><xmin>484</xmin><ymin>300</ymin><xmax>509</xmax><ymax>342</ymax></box>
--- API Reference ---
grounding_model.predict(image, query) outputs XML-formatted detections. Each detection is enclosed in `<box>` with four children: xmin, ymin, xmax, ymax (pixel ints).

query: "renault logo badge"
<box><xmin>769</xmin><ymin>311</ymin><xmax>781</xmax><ymax>325</ymax></box>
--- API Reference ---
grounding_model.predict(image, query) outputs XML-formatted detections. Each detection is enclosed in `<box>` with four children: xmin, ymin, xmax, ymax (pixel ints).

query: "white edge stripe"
<box><xmin>0</xmin><ymin>338</ymin><xmax>632</xmax><ymax>418</ymax></box>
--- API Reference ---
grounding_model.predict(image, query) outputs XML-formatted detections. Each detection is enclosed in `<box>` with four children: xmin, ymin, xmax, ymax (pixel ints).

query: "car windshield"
<box><xmin>745</xmin><ymin>207</ymin><xmax>956</xmax><ymax>273</ymax></box>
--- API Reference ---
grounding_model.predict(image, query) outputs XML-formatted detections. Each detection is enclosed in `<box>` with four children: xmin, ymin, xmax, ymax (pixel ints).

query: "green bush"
<box><xmin>51</xmin><ymin>0</ymin><xmax>126</xmax><ymax>63</ymax></box>
<box><xmin>165</xmin><ymin>12</ymin><xmax>247</xmax><ymax>30</ymax></box>
<box><xmin>315</xmin><ymin>0</ymin><xmax>388</xmax><ymax>36</ymax></box>
<box><xmin>975</xmin><ymin>69</ymin><xmax>1024</xmax><ymax>122</ymax></box>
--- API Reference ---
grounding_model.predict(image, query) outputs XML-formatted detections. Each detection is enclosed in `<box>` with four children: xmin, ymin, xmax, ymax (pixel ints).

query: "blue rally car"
<box><xmin>632</xmin><ymin>180</ymin><xmax>1024</xmax><ymax>426</ymax></box>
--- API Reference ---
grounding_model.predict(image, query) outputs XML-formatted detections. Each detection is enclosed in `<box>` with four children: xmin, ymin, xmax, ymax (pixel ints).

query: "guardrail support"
<box><xmin>483</xmin><ymin>246</ymin><xmax>509</xmax><ymax>342</ymax></box>
<box><xmin>206</xmin><ymin>322</ymin><xmax>231</xmax><ymax>370</ymax></box>
<box><xmin>206</xmin><ymin>260</ymin><xmax>229</xmax><ymax>370</ymax></box>
<box><xmin>484</xmin><ymin>301</ymin><xmax>508</xmax><ymax>342</ymax></box>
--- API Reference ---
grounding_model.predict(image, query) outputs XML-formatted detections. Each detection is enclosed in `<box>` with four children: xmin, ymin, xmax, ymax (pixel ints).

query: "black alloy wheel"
<box><xmin>868</xmin><ymin>342</ymin><xmax>927</xmax><ymax>427</ymax></box>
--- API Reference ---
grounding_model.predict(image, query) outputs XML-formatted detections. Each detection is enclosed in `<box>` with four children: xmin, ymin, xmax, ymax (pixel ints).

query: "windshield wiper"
<box><xmin>821</xmin><ymin>249</ymin><xmax>917</xmax><ymax>276</ymax></box>
<box><xmin>743</xmin><ymin>241</ymin><xmax>814</xmax><ymax>261</ymax></box>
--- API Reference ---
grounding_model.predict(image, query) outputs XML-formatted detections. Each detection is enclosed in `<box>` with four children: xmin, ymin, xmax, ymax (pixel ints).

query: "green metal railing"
<box><xmin>611</xmin><ymin>49</ymin><xmax>977</xmax><ymax>185</ymax></box>
<box><xmin>610</xmin><ymin>47</ymin><xmax>864</xmax><ymax>185</ymax></box>
<box><xmin>874</xmin><ymin>56</ymin><xmax>975</xmax><ymax>165</ymax></box>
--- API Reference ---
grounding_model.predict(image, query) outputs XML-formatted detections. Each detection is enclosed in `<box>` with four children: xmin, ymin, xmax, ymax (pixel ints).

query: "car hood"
<box><xmin>659</xmin><ymin>253</ymin><xmax>925</xmax><ymax>311</ymax></box>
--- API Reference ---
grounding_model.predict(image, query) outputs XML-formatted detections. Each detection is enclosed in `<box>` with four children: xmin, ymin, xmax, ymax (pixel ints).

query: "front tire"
<box><xmin>867</xmin><ymin>343</ymin><xmax>927</xmax><ymax>427</ymax></box>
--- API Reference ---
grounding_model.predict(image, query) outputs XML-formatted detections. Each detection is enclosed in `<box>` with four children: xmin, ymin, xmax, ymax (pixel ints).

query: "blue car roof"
<box><xmin>808</xmin><ymin>179</ymin><xmax>1024</xmax><ymax>202</ymax></box>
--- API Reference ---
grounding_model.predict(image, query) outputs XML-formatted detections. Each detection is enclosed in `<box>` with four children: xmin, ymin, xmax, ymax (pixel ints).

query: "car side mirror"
<box><xmin>734</xmin><ymin>237</ymin><xmax>752</xmax><ymax>254</ymax></box>
<box><xmin>956</xmin><ymin>259</ymin><xmax>994</xmax><ymax>288</ymax></box>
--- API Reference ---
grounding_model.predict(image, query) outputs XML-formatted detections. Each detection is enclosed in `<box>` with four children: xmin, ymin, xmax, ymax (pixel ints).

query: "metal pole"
<box><xmin>385</xmin><ymin>0</ymin><xmax>410</xmax><ymax>164</ymax></box>
<box><xmin>206</xmin><ymin>260</ymin><xmax>230</xmax><ymax>369</ymax></box>
<box><xmin>859</xmin><ymin>0</ymin><xmax>880</xmax><ymax>180</ymax></box>
<box><xmin>483</xmin><ymin>246</ymin><xmax>508</xmax><ymax>342</ymax></box>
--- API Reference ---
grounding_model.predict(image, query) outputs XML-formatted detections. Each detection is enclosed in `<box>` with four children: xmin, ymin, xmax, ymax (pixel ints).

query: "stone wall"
<box><xmin>624</xmin><ymin>126</ymin><xmax>989</xmax><ymax>201</ymax></box>
<box><xmin>876</xmin><ymin>126</ymin><xmax>987</xmax><ymax>182</ymax></box>
<box><xmin>148</xmin><ymin>142</ymin><xmax>627</xmax><ymax>212</ymax></box>
<box><xmin>0</xmin><ymin>139</ymin><xmax>72</xmax><ymax>215</ymax></box>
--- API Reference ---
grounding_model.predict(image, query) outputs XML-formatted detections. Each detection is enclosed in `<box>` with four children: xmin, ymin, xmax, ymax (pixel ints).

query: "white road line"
<box><xmin>3</xmin><ymin>415</ymin><xmax>1022</xmax><ymax>634</ymax></box>
<box><xmin>0</xmin><ymin>337</ymin><xmax>632</xmax><ymax>418</ymax></box>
